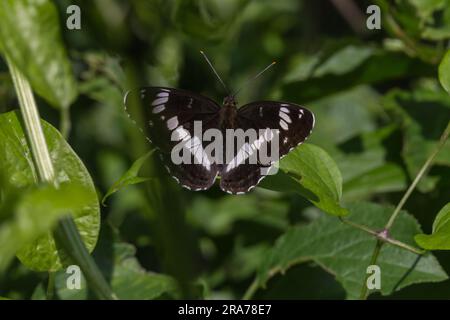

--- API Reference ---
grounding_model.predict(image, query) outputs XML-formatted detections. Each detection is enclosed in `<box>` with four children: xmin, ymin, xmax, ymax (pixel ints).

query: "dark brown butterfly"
<box><xmin>124</xmin><ymin>53</ymin><xmax>314</xmax><ymax>194</ymax></box>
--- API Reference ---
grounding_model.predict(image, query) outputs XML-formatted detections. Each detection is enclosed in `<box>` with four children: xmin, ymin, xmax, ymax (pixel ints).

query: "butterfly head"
<box><xmin>223</xmin><ymin>95</ymin><xmax>237</xmax><ymax>108</ymax></box>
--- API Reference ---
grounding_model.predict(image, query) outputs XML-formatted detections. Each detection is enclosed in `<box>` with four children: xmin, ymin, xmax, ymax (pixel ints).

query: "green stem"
<box><xmin>6</xmin><ymin>56</ymin><xmax>116</xmax><ymax>300</ymax></box>
<box><xmin>46</xmin><ymin>272</ymin><xmax>55</xmax><ymax>300</ymax></box>
<box><xmin>359</xmin><ymin>121</ymin><xmax>450</xmax><ymax>300</ymax></box>
<box><xmin>339</xmin><ymin>217</ymin><xmax>378</xmax><ymax>237</ymax></box>
<box><xmin>242</xmin><ymin>279</ymin><xmax>259</xmax><ymax>300</ymax></box>
<box><xmin>60</xmin><ymin>108</ymin><xmax>71</xmax><ymax>140</ymax></box>
<box><xmin>385</xmin><ymin>121</ymin><xmax>450</xmax><ymax>231</ymax></box>
<box><xmin>359</xmin><ymin>240</ymin><xmax>382</xmax><ymax>300</ymax></box>
<box><xmin>7</xmin><ymin>56</ymin><xmax>55</xmax><ymax>182</ymax></box>
<box><xmin>54</xmin><ymin>216</ymin><xmax>118</xmax><ymax>300</ymax></box>
<box><xmin>339</xmin><ymin>218</ymin><xmax>424</xmax><ymax>254</ymax></box>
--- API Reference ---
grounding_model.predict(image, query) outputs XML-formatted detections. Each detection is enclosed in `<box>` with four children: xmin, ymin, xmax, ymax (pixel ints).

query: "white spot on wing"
<box><xmin>280</xmin><ymin>119</ymin><xmax>289</xmax><ymax>130</ymax></box>
<box><xmin>167</xmin><ymin>116</ymin><xmax>179</xmax><ymax>130</ymax></box>
<box><xmin>152</xmin><ymin>97</ymin><xmax>168</xmax><ymax>106</ymax></box>
<box><xmin>157</xmin><ymin>92</ymin><xmax>169</xmax><ymax>98</ymax></box>
<box><xmin>152</xmin><ymin>104</ymin><xmax>165</xmax><ymax>114</ymax></box>
<box><xmin>279</xmin><ymin>111</ymin><xmax>291</xmax><ymax>123</ymax></box>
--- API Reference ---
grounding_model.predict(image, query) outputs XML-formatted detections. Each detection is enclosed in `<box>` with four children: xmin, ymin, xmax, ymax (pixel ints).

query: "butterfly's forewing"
<box><xmin>219</xmin><ymin>101</ymin><xmax>315</xmax><ymax>194</ymax></box>
<box><xmin>124</xmin><ymin>87</ymin><xmax>221</xmax><ymax>191</ymax></box>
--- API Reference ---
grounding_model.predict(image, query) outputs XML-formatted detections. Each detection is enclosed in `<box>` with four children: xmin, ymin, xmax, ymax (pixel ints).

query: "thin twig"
<box><xmin>360</xmin><ymin>240</ymin><xmax>382</xmax><ymax>300</ymax></box>
<box><xmin>385</xmin><ymin>121</ymin><xmax>450</xmax><ymax>231</ymax></box>
<box><xmin>339</xmin><ymin>218</ymin><xmax>425</xmax><ymax>254</ymax></box>
<box><xmin>359</xmin><ymin>121</ymin><xmax>450</xmax><ymax>299</ymax></box>
<box><xmin>242</xmin><ymin>279</ymin><xmax>259</xmax><ymax>300</ymax></box>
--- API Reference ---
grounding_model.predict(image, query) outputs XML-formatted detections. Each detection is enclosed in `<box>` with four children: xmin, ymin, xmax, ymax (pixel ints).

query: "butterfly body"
<box><xmin>124</xmin><ymin>87</ymin><xmax>315</xmax><ymax>195</ymax></box>
<box><xmin>219</xmin><ymin>96</ymin><xmax>239</xmax><ymax>129</ymax></box>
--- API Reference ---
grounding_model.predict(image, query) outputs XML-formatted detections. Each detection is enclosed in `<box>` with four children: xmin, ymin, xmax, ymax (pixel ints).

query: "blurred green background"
<box><xmin>0</xmin><ymin>0</ymin><xmax>450</xmax><ymax>300</ymax></box>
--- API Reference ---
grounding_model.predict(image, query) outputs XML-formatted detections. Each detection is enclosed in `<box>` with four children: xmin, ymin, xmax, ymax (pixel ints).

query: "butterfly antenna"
<box><xmin>232</xmin><ymin>61</ymin><xmax>276</xmax><ymax>97</ymax></box>
<box><xmin>200</xmin><ymin>50</ymin><xmax>230</xmax><ymax>95</ymax></box>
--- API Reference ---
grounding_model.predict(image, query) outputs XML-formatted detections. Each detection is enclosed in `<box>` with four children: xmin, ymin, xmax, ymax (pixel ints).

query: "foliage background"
<box><xmin>0</xmin><ymin>0</ymin><xmax>449</xmax><ymax>299</ymax></box>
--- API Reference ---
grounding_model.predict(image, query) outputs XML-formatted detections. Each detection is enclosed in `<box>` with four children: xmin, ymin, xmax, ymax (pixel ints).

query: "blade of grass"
<box><xmin>6</xmin><ymin>55</ymin><xmax>117</xmax><ymax>300</ymax></box>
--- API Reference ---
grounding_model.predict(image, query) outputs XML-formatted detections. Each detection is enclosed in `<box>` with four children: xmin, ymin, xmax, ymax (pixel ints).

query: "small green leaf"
<box><xmin>262</xmin><ymin>144</ymin><xmax>348</xmax><ymax>216</ymax></box>
<box><xmin>0</xmin><ymin>183</ymin><xmax>90</xmax><ymax>272</ymax></box>
<box><xmin>0</xmin><ymin>111</ymin><xmax>100</xmax><ymax>271</ymax></box>
<box><xmin>415</xmin><ymin>203</ymin><xmax>450</xmax><ymax>250</ymax></box>
<box><xmin>313</xmin><ymin>46</ymin><xmax>375</xmax><ymax>77</ymax></box>
<box><xmin>343</xmin><ymin>163</ymin><xmax>407</xmax><ymax>200</ymax></box>
<box><xmin>102</xmin><ymin>151</ymin><xmax>154</xmax><ymax>205</ymax></box>
<box><xmin>0</xmin><ymin>0</ymin><xmax>77</xmax><ymax>109</ymax></box>
<box><xmin>438</xmin><ymin>50</ymin><xmax>450</xmax><ymax>93</ymax></box>
<box><xmin>32</xmin><ymin>242</ymin><xmax>180</xmax><ymax>300</ymax></box>
<box><xmin>281</xmin><ymin>49</ymin><xmax>432</xmax><ymax>102</ymax></box>
<box><xmin>255</xmin><ymin>202</ymin><xmax>447</xmax><ymax>299</ymax></box>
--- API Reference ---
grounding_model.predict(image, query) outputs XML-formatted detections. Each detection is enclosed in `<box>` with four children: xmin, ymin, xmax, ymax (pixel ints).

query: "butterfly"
<box><xmin>124</xmin><ymin>53</ymin><xmax>315</xmax><ymax>195</ymax></box>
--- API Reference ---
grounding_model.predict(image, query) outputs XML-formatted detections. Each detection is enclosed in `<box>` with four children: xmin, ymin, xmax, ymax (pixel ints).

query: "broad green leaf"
<box><xmin>0</xmin><ymin>183</ymin><xmax>90</xmax><ymax>272</ymax></box>
<box><xmin>262</xmin><ymin>144</ymin><xmax>348</xmax><ymax>216</ymax></box>
<box><xmin>415</xmin><ymin>203</ymin><xmax>450</xmax><ymax>250</ymax></box>
<box><xmin>0</xmin><ymin>111</ymin><xmax>100</xmax><ymax>271</ymax></box>
<box><xmin>255</xmin><ymin>202</ymin><xmax>447</xmax><ymax>299</ymax></box>
<box><xmin>0</xmin><ymin>0</ymin><xmax>77</xmax><ymax>109</ymax></box>
<box><xmin>102</xmin><ymin>151</ymin><xmax>154</xmax><ymax>205</ymax></box>
<box><xmin>439</xmin><ymin>50</ymin><xmax>450</xmax><ymax>93</ymax></box>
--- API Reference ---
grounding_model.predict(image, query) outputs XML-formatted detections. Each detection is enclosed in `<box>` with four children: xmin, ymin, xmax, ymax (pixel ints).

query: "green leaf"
<box><xmin>438</xmin><ymin>50</ymin><xmax>450</xmax><ymax>94</ymax></box>
<box><xmin>0</xmin><ymin>183</ymin><xmax>90</xmax><ymax>272</ymax></box>
<box><xmin>188</xmin><ymin>194</ymin><xmax>289</xmax><ymax>235</ymax></box>
<box><xmin>0</xmin><ymin>0</ymin><xmax>77</xmax><ymax>109</ymax></box>
<box><xmin>313</xmin><ymin>46</ymin><xmax>375</xmax><ymax>77</ymax></box>
<box><xmin>32</xmin><ymin>242</ymin><xmax>180</xmax><ymax>300</ymax></box>
<box><xmin>255</xmin><ymin>202</ymin><xmax>447</xmax><ymax>299</ymax></box>
<box><xmin>102</xmin><ymin>151</ymin><xmax>154</xmax><ymax>205</ymax></box>
<box><xmin>415</xmin><ymin>203</ymin><xmax>450</xmax><ymax>250</ymax></box>
<box><xmin>281</xmin><ymin>48</ymin><xmax>432</xmax><ymax>102</ymax></box>
<box><xmin>262</xmin><ymin>144</ymin><xmax>348</xmax><ymax>216</ymax></box>
<box><xmin>0</xmin><ymin>111</ymin><xmax>100</xmax><ymax>271</ymax></box>
<box><xmin>343</xmin><ymin>163</ymin><xmax>407</xmax><ymax>200</ymax></box>
<box><xmin>383</xmin><ymin>88</ymin><xmax>450</xmax><ymax>192</ymax></box>
<box><xmin>306</xmin><ymin>86</ymin><xmax>380</xmax><ymax>150</ymax></box>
